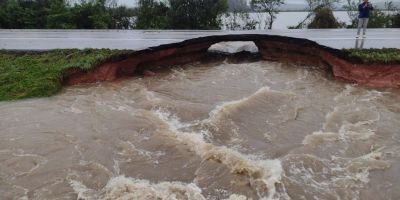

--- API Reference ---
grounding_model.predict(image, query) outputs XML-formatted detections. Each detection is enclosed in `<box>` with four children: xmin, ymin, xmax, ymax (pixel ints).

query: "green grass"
<box><xmin>344</xmin><ymin>48</ymin><xmax>400</xmax><ymax>64</ymax></box>
<box><xmin>0</xmin><ymin>49</ymin><xmax>134</xmax><ymax>101</ymax></box>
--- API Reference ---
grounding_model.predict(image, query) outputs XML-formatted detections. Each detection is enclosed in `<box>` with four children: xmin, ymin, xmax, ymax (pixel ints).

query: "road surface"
<box><xmin>1</xmin><ymin>29</ymin><xmax>400</xmax><ymax>50</ymax></box>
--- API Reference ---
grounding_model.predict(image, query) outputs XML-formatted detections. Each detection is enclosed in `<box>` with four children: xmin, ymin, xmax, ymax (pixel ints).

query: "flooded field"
<box><xmin>1</xmin><ymin>57</ymin><xmax>400</xmax><ymax>199</ymax></box>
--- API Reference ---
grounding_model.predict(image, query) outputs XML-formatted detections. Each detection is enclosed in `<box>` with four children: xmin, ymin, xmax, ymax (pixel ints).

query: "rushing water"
<box><xmin>1</xmin><ymin>53</ymin><xmax>400</xmax><ymax>200</ymax></box>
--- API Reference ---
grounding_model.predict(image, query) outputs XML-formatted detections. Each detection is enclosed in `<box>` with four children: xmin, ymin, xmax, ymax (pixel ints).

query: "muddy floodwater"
<box><xmin>1</xmin><ymin>57</ymin><xmax>400</xmax><ymax>200</ymax></box>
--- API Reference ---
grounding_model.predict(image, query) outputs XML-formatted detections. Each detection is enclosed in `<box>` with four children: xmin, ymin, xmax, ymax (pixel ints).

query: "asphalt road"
<box><xmin>1</xmin><ymin>29</ymin><xmax>400</xmax><ymax>50</ymax></box>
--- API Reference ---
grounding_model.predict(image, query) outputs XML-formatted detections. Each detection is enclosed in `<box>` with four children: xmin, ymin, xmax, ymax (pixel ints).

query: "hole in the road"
<box><xmin>208</xmin><ymin>41</ymin><xmax>259</xmax><ymax>54</ymax></box>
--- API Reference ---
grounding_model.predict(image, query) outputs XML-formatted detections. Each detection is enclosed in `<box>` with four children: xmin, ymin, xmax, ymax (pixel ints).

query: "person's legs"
<box><xmin>363</xmin><ymin>18</ymin><xmax>369</xmax><ymax>35</ymax></box>
<box><xmin>357</xmin><ymin>18</ymin><xmax>363</xmax><ymax>36</ymax></box>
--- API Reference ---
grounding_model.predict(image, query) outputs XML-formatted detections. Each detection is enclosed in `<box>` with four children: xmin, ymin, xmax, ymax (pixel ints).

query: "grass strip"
<box><xmin>344</xmin><ymin>48</ymin><xmax>400</xmax><ymax>64</ymax></box>
<box><xmin>0</xmin><ymin>49</ymin><xmax>134</xmax><ymax>101</ymax></box>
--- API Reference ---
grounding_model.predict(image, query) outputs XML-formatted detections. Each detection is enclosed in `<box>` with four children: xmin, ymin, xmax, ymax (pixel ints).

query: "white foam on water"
<box><xmin>78</xmin><ymin>160</ymin><xmax>114</xmax><ymax>177</ymax></box>
<box><xmin>170</xmin><ymin>68</ymin><xmax>189</xmax><ymax>81</ymax></box>
<box><xmin>95</xmin><ymin>100</ymin><xmax>135</xmax><ymax>113</ymax></box>
<box><xmin>144</xmin><ymin>89</ymin><xmax>163</xmax><ymax>102</ymax></box>
<box><xmin>235</xmin><ymin>81</ymin><xmax>395</xmax><ymax>199</ymax></box>
<box><xmin>284</xmin><ymin>146</ymin><xmax>391</xmax><ymax>200</ymax></box>
<box><xmin>69</xmin><ymin>179</ymin><xmax>97</xmax><ymax>200</ymax></box>
<box><xmin>152</xmin><ymin>108</ymin><xmax>286</xmax><ymax>200</ymax></box>
<box><xmin>356</xmin><ymin>152</ymin><xmax>387</xmax><ymax>180</ymax></box>
<box><xmin>263</xmin><ymin>132</ymin><xmax>277</xmax><ymax>142</ymax></box>
<box><xmin>298</xmin><ymin>85</ymin><xmax>390</xmax><ymax>199</ymax></box>
<box><xmin>321</xmin><ymin>85</ymin><xmax>382</xmax><ymax>143</ymax></box>
<box><xmin>0</xmin><ymin>150</ymin><xmax>48</xmax><ymax>177</ymax></box>
<box><xmin>206</xmin><ymin>86</ymin><xmax>271</xmax><ymax>124</ymax></box>
<box><xmin>325</xmin><ymin>149</ymin><xmax>391</xmax><ymax>193</ymax></box>
<box><xmin>64</xmin><ymin>104</ymin><xmax>83</xmax><ymax>114</ymax></box>
<box><xmin>224</xmin><ymin>194</ymin><xmax>248</xmax><ymax>200</ymax></box>
<box><xmin>303</xmin><ymin>120</ymin><xmax>377</xmax><ymax>146</ymax></box>
<box><xmin>3</xmin><ymin>184</ymin><xmax>30</xmax><ymax>200</ymax></box>
<box><xmin>333</xmin><ymin>85</ymin><xmax>356</xmax><ymax>102</ymax></box>
<box><xmin>302</xmin><ymin>131</ymin><xmax>340</xmax><ymax>146</ymax></box>
<box><xmin>334</xmin><ymin>85</ymin><xmax>385</xmax><ymax>103</ymax></box>
<box><xmin>338</xmin><ymin>120</ymin><xmax>377</xmax><ymax>141</ymax></box>
<box><xmin>115</xmin><ymin>140</ymin><xmax>166</xmax><ymax>166</ymax></box>
<box><xmin>70</xmin><ymin>176</ymin><xmax>206</xmax><ymax>200</ymax></box>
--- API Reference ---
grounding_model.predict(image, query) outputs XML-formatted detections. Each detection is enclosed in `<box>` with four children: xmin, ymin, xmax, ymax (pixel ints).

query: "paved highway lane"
<box><xmin>1</xmin><ymin>29</ymin><xmax>400</xmax><ymax>50</ymax></box>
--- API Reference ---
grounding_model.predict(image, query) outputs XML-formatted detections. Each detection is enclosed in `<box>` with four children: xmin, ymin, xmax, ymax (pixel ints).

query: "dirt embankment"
<box><xmin>64</xmin><ymin>34</ymin><xmax>400</xmax><ymax>88</ymax></box>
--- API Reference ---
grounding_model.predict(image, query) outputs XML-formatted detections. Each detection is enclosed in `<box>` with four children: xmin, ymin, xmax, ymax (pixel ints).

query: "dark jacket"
<box><xmin>358</xmin><ymin>2</ymin><xmax>374</xmax><ymax>18</ymax></box>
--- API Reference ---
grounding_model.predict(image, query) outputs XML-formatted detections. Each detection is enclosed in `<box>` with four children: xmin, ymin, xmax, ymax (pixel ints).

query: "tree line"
<box><xmin>135</xmin><ymin>0</ymin><xmax>228</xmax><ymax>29</ymax></box>
<box><xmin>0</xmin><ymin>0</ymin><xmax>399</xmax><ymax>30</ymax></box>
<box><xmin>0</xmin><ymin>0</ymin><xmax>136</xmax><ymax>29</ymax></box>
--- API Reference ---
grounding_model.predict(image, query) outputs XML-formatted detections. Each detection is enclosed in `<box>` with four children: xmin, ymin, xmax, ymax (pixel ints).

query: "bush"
<box><xmin>136</xmin><ymin>0</ymin><xmax>228</xmax><ymax>30</ymax></box>
<box><xmin>0</xmin><ymin>0</ymin><xmax>136</xmax><ymax>29</ymax></box>
<box><xmin>224</xmin><ymin>11</ymin><xmax>258</xmax><ymax>30</ymax></box>
<box><xmin>136</xmin><ymin>0</ymin><xmax>169</xmax><ymax>29</ymax></box>
<box><xmin>46</xmin><ymin>0</ymin><xmax>76</xmax><ymax>29</ymax></box>
<box><xmin>392</xmin><ymin>14</ymin><xmax>400</xmax><ymax>28</ymax></box>
<box><xmin>368</xmin><ymin>10</ymin><xmax>392</xmax><ymax>28</ymax></box>
<box><xmin>308</xmin><ymin>7</ymin><xmax>342</xmax><ymax>28</ymax></box>
<box><xmin>345</xmin><ymin>48</ymin><xmax>400</xmax><ymax>63</ymax></box>
<box><xmin>168</xmin><ymin>0</ymin><xmax>228</xmax><ymax>30</ymax></box>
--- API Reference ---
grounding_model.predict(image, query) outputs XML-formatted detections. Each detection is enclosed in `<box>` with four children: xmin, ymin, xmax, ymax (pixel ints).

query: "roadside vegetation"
<box><xmin>250</xmin><ymin>0</ymin><xmax>285</xmax><ymax>29</ymax></box>
<box><xmin>345</xmin><ymin>48</ymin><xmax>400</xmax><ymax>63</ymax></box>
<box><xmin>136</xmin><ymin>0</ymin><xmax>228</xmax><ymax>30</ymax></box>
<box><xmin>0</xmin><ymin>0</ymin><xmax>399</xmax><ymax>30</ymax></box>
<box><xmin>307</xmin><ymin>7</ymin><xmax>343</xmax><ymax>28</ymax></box>
<box><xmin>0</xmin><ymin>49</ymin><xmax>134</xmax><ymax>101</ymax></box>
<box><xmin>0</xmin><ymin>0</ymin><xmax>136</xmax><ymax>29</ymax></box>
<box><xmin>291</xmin><ymin>0</ymin><xmax>400</xmax><ymax>29</ymax></box>
<box><xmin>0</xmin><ymin>48</ymin><xmax>399</xmax><ymax>101</ymax></box>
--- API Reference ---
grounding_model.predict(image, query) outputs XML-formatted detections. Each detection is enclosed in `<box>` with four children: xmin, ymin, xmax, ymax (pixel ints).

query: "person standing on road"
<box><xmin>357</xmin><ymin>0</ymin><xmax>374</xmax><ymax>38</ymax></box>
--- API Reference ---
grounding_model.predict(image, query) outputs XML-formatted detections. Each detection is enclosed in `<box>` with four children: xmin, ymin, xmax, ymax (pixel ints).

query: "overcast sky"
<box><xmin>116</xmin><ymin>0</ymin><xmax>399</xmax><ymax>7</ymax></box>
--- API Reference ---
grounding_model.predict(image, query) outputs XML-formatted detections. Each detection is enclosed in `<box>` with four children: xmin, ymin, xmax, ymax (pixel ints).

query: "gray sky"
<box><xmin>116</xmin><ymin>0</ymin><xmax>399</xmax><ymax>7</ymax></box>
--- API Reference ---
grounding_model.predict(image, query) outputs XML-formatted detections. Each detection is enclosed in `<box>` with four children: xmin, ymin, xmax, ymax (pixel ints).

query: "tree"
<box><xmin>343</xmin><ymin>0</ymin><xmax>358</xmax><ymax>27</ymax></box>
<box><xmin>108</xmin><ymin>6</ymin><xmax>135</xmax><ymax>29</ymax></box>
<box><xmin>289</xmin><ymin>0</ymin><xmax>340</xmax><ymax>29</ymax></box>
<box><xmin>308</xmin><ymin>7</ymin><xmax>341</xmax><ymax>28</ymax></box>
<box><xmin>392</xmin><ymin>14</ymin><xmax>400</xmax><ymax>28</ymax></box>
<box><xmin>251</xmin><ymin>0</ymin><xmax>284</xmax><ymax>29</ymax></box>
<box><xmin>45</xmin><ymin>0</ymin><xmax>75</xmax><ymax>29</ymax></box>
<box><xmin>0</xmin><ymin>0</ymin><xmax>232</xmax><ymax>30</ymax></box>
<box><xmin>107</xmin><ymin>0</ymin><xmax>136</xmax><ymax>29</ymax></box>
<box><xmin>168</xmin><ymin>0</ymin><xmax>228</xmax><ymax>29</ymax></box>
<box><xmin>71</xmin><ymin>0</ymin><xmax>111</xmax><ymax>29</ymax></box>
<box><xmin>0</xmin><ymin>0</ymin><xmax>35</xmax><ymax>28</ymax></box>
<box><xmin>136</xmin><ymin>0</ymin><xmax>169</xmax><ymax>29</ymax></box>
<box><xmin>224</xmin><ymin>12</ymin><xmax>258</xmax><ymax>30</ymax></box>
<box><xmin>305</xmin><ymin>0</ymin><xmax>340</xmax><ymax>11</ymax></box>
<box><xmin>0</xmin><ymin>0</ymin><xmax>136</xmax><ymax>29</ymax></box>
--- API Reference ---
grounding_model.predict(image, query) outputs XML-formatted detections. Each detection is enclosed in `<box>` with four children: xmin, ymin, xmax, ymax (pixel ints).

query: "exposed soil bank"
<box><xmin>64</xmin><ymin>34</ymin><xmax>400</xmax><ymax>88</ymax></box>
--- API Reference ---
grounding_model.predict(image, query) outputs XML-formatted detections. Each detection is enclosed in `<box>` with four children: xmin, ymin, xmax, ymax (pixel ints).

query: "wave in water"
<box><xmin>152</xmin><ymin>108</ymin><xmax>287</xmax><ymax>199</ymax></box>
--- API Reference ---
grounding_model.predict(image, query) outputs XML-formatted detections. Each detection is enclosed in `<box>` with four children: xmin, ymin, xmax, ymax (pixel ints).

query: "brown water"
<box><xmin>1</xmin><ymin>58</ymin><xmax>400</xmax><ymax>200</ymax></box>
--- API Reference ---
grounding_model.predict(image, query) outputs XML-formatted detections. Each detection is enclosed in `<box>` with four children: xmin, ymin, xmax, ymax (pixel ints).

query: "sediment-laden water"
<box><xmin>1</xmin><ymin>58</ymin><xmax>400</xmax><ymax>200</ymax></box>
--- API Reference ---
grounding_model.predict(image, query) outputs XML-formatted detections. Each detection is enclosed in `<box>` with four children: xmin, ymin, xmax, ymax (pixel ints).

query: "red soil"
<box><xmin>64</xmin><ymin>35</ymin><xmax>400</xmax><ymax>88</ymax></box>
